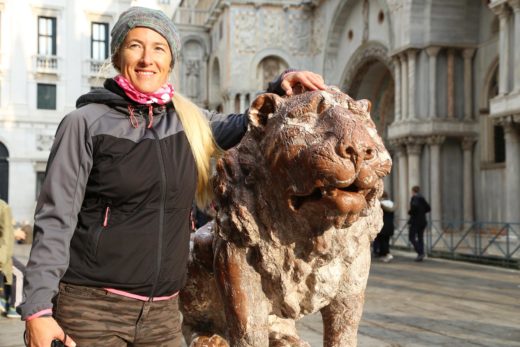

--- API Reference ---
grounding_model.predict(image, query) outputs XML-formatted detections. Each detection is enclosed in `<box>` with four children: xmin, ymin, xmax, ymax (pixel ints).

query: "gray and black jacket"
<box><xmin>19</xmin><ymin>77</ymin><xmax>286</xmax><ymax>319</ymax></box>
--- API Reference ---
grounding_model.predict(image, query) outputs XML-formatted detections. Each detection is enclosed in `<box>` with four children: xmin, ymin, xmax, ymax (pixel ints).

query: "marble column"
<box><xmin>502</xmin><ymin>119</ymin><xmax>520</xmax><ymax>223</ymax></box>
<box><xmin>491</xmin><ymin>4</ymin><xmax>511</xmax><ymax>95</ymax></box>
<box><xmin>509</xmin><ymin>0</ymin><xmax>520</xmax><ymax>92</ymax></box>
<box><xmin>463</xmin><ymin>49</ymin><xmax>475</xmax><ymax>121</ymax></box>
<box><xmin>239</xmin><ymin>93</ymin><xmax>246</xmax><ymax>112</ymax></box>
<box><xmin>407</xmin><ymin>50</ymin><xmax>417</xmax><ymax>120</ymax></box>
<box><xmin>447</xmin><ymin>49</ymin><xmax>455</xmax><ymax>118</ymax></box>
<box><xmin>395</xmin><ymin>143</ymin><xmax>409</xmax><ymax>221</ymax></box>
<box><xmin>427</xmin><ymin>136</ymin><xmax>445</xmax><ymax>226</ymax></box>
<box><xmin>426</xmin><ymin>47</ymin><xmax>441</xmax><ymax>119</ymax></box>
<box><xmin>462</xmin><ymin>137</ymin><xmax>476</xmax><ymax>222</ymax></box>
<box><xmin>400</xmin><ymin>53</ymin><xmax>409</xmax><ymax>120</ymax></box>
<box><xmin>394</xmin><ymin>56</ymin><xmax>402</xmax><ymax>121</ymax></box>
<box><xmin>406</xmin><ymin>139</ymin><xmax>422</xmax><ymax>193</ymax></box>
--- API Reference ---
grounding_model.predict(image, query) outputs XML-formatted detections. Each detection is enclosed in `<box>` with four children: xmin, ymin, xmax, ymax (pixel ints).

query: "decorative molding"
<box><xmin>461</xmin><ymin>137</ymin><xmax>477</xmax><ymax>151</ymax></box>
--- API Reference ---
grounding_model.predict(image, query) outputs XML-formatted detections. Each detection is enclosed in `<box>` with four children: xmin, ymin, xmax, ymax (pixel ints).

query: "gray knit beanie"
<box><xmin>111</xmin><ymin>6</ymin><xmax>181</xmax><ymax>66</ymax></box>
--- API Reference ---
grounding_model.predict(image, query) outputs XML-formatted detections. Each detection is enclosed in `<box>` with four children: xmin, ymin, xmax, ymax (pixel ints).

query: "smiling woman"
<box><xmin>18</xmin><ymin>5</ymin><xmax>328</xmax><ymax>347</ymax></box>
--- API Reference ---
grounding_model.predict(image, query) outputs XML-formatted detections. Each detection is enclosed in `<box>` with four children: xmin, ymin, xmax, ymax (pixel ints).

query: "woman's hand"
<box><xmin>281</xmin><ymin>71</ymin><xmax>327</xmax><ymax>96</ymax></box>
<box><xmin>25</xmin><ymin>317</ymin><xmax>76</xmax><ymax>347</ymax></box>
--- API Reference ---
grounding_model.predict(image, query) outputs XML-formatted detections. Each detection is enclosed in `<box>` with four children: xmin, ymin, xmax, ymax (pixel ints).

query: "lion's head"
<box><xmin>214</xmin><ymin>88</ymin><xmax>392</xmax><ymax>246</ymax></box>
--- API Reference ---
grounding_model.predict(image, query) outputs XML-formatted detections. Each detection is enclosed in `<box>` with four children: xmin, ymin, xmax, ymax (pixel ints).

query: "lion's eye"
<box><xmin>364</xmin><ymin>148</ymin><xmax>374</xmax><ymax>160</ymax></box>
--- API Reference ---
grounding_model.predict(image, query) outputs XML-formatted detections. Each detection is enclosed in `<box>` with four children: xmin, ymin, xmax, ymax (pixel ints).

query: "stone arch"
<box><xmin>209</xmin><ymin>57</ymin><xmax>222</xmax><ymax>111</ymax></box>
<box><xmin>256</xmin><ymin>56</ymin><xmax>289</xmax><ymax>91</ymax></box>
<box><xmin>250</xmin><ymin>49</ymin><xmax>291</xmax><ymax>91</ymax></box>
<box><xmin>0</xmin><ymin>142</ymin><xmax>9</xmax><ymax>202</ymax></box>
<box><xmin>323</xmin><ymin>0</ymin><xmax>393</xmax><ymax>82</ymax></box>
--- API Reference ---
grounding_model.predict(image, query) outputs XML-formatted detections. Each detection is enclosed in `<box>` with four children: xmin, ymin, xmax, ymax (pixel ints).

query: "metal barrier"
<box><xmin>391</xmin><ymin>219</ymin><xmax>520</xmax><ymax>268</ymax></box>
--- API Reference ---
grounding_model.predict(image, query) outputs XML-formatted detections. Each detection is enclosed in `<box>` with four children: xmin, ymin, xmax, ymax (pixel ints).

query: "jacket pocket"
<box><xmin>92</xmin><ymin>204</ymin><xmax>111</xmax><ymax>258</ymax></box>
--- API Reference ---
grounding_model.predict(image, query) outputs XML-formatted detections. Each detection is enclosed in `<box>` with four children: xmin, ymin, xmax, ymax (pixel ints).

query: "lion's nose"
<box><xmin>337</xmin><ymin>140</ymin><xmax>375</xmax><ymax>168</ymax></box>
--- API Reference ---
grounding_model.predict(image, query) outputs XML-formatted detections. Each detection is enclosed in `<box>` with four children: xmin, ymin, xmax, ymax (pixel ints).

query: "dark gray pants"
<box><xmin>54</xmin><ymin>283</ymin><xmax>182</xmax><ymax>347</ymax></box>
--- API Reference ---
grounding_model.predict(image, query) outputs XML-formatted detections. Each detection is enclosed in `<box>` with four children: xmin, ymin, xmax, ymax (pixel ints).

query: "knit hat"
<box><xmin>111</xmin><ymin>6</ymin><xmax>181</xmax><ymax>65</ymax></box>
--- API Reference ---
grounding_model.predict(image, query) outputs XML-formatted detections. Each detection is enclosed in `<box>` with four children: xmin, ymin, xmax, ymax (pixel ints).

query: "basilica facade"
<box><xmin>174</xmin><ymin>0</ymin><xmax>520</xmax><ymax>225</ymax></box>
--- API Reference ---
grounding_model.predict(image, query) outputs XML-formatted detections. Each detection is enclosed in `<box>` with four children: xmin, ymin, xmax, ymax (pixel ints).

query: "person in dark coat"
<box><xmin>373</xmin><ymin>191</ymin><xmax>395</xmax><ymax>262</ymax></box>
<box><xmin>408</xmin><ymin>186</ymin><xmax>431</xmax><ymax>262</ymax></box>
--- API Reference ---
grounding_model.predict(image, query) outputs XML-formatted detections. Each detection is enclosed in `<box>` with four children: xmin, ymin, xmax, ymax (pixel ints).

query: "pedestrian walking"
<box><xmin>373</xmin><ymin>192</ymin><xmax>395</xmax><ymax>262</ymax></box>
<box><xmin>19</xmin><ymin>6</ymin><xmax>327</xmax><ymax>347</ymax></box>
<box><xmin>408</xmin><ymin>186</ymin><xmax>431</xmax><ymax>262</ymax></box>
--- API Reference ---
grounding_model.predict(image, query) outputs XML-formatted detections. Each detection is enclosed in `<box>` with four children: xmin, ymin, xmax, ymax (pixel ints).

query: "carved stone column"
<box><xmin>406</xmin><ymin>139</ymin><xmax>422</xmax><ymax>193</ymax></box>
<box><xmin>491</xmin><ymin>4</ymin><xmax>511</xmax><ymax>95</ymax></box>
<box><xmin>502</xmin><ymin>119</ymin><xmax>520</xmax><ymax>222</ymax></box>
<box><xmin>447</xmin><ymin>49</ymin><xmax>455</xmax><ymax>118</ymax></box>
<box><xmin>407</xmin><ymin>49</ymin><xmax>417</xmax><ymax>120</ymax></box>
<box><xmin>394</xmin><ymin>143</ymin><xmax>409</xmax><ymax>221</ymax></box>
<box><xmin>462</xmin><ymin>137</ymin><xmax>476</xmax><ymax>222</ymax></box>
<box><xmin>509</xmin><ymin>0</ymin><xmax>520</xmax><ymax>91</ymax></box>
<box><xmin>463</xmin><ymin>49</ymin><xmax>476</xmax><ymax>121</ymax></box>
<box><xmin>426</xmin><ymin>47</ymin><xmax>441</xmax><ymax>119</ymax></box>
<box><xmin>239</xmin><ymin>93</ymin><xmax>246</xmax><ymax>112</ymax></box>
<box><xmin>400</xmin><ymin>53</ymin><xmax>409</xmax><ymax>120</ymax></box>
<box><xmin>427</xmin><ymin>136</ymin><xmax>445</xmax><ymax>226</ymax></box>
<box><xmin>394</xmin><ymin>56</ymin><xmax>402</xmax><ymax>121</ymax></box>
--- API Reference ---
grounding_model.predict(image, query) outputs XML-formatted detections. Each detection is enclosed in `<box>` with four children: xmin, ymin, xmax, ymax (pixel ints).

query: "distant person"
<box><xmin>373</xmin><ymin>192</ymin><xmax>395</xmax><ymax>262</ymax></box>
<box><xmin>408</xmin><ymin>186</ymin><xmax>431</xmax><ymax>262</ymax></box>
<box><xmin>0</xmin><ymin>199</ymin><xmax>24</xmax><ymax>318</ymax></box>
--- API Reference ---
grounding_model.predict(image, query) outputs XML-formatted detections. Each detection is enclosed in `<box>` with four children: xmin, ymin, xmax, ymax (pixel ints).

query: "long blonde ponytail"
<box><xmin>172</xmin><ymin>93</ymin><xmax>219</xmax><ymax>208</ymax></box>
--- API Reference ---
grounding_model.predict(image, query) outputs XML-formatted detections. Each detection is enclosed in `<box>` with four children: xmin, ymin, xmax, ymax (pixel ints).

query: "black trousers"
<box><xmin>409</xmin><ymin>224</ymin><xmax>426</xmax><ymax>256</ymax></box>
<box><xmin>373</xmin><ymin>233</ymin><xmax>391</xmax><ymax>256</ymax></box>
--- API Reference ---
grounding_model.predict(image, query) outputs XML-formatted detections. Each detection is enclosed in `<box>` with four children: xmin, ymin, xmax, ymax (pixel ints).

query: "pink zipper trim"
<box><xmin>104</xmin><ymin>288</ymin><xmax>178</xmax><ymax>302</ymax></box>
<box><xmin>103</xmin><ymin>206</ymin><xmax>110</xmax><ymax>227</ymax></box>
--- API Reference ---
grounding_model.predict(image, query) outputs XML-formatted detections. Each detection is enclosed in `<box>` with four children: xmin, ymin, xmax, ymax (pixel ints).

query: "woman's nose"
<box><xmin>140</xmin><ymin>48</ymin><xmax>153</xmax><ymax>65</ymax></box>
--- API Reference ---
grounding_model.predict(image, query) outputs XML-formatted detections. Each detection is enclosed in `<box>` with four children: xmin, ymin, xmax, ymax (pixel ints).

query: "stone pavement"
<box><xmin>1</xmin><ymin>246</ymin><xmax>519</xmax><ymax>347</ymax></box>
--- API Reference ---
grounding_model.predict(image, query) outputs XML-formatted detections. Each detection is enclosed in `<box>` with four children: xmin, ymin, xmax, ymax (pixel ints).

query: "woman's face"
<box><xmin>118</xmin><ymin>27</ymin><xmax>172</xmax><ymax>93</ymax></box>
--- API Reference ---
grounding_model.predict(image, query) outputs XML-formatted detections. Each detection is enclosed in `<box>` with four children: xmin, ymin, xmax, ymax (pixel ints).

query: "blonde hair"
<box><xmin>172</xmin><ymin>93</ymin><xmax>220</xmax><ymax>208</ymax></box>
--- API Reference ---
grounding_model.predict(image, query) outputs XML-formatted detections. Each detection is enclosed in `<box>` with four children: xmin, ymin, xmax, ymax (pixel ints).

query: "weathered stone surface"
<box><xmin>180</xmin><ymin>89</ymin><xmax>392</xmax><ymax>347</ymax></box>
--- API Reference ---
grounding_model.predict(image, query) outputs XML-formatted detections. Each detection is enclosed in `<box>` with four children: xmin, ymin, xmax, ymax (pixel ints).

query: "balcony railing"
<box><xmin>391</xmin><ymin>219</ymin><xmax>520</xmax><ymax>268</ymax></box>
<box><xmin>85</xmin><ymin>59</ymin><xmax>114</xmax><ymax>79</ymax></box>
<box><xmin>174</xmin><ymin>8</ymin><xmax>210</xmax><ymax>26</ymax></box>
<box><xmin>34</xmin><ymin>55</ymin><xmax>59</xmax><ymax>74</ymax></box>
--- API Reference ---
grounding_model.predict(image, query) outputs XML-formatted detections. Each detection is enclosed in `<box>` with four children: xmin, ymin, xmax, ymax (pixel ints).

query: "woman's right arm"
<box><xmin>20</xmin><ymin>112</ymin><xmax>93</xmax><ymax>346</ymax></box>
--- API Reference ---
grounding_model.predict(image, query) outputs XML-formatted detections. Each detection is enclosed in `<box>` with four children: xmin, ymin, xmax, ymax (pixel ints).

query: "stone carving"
<box><xmin>180</xmin><ymin>88</ymin><xmax>392</xmax><ymax>347</ymax></box>
<box><xmin>36</xmin><ymin>134</ymin><xmax>55</xmax><ymax>151</ymax></box>
<box><xmin>234</xmin><ymin>11</ymin><xmax>257</xmax><ymax>53</ymax></box>
<box><xmin>288</xmin><ymin>12</ymin><xmax>312</xmax><ymax>55</ymax></box>
<box><xmin>263</xmin><ymin>10</ymin><xmax>284</xmax><ymax>47</ymax></box>
<box><xmin>186</xmin><ymin>59</ymin><xmax>200</xmax><ymax>99</ymax></box>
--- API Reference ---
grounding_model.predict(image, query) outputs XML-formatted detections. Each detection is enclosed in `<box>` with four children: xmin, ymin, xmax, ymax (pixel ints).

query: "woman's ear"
<box><xmin>248</xmin><ymin>93</ymin><xmax>283</xmax><ymax>130</ymax></box>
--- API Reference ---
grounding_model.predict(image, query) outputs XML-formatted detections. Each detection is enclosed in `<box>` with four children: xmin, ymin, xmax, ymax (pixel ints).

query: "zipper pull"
<box><xmin>103</xmin><ymin>206</ymin><xmax>111</xmax><ymax>228</ymax></box>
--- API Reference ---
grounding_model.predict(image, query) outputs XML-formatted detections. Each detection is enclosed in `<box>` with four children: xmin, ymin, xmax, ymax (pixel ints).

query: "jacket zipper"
<box><xmin>149</xmin><ymin>122</ymin><xmax>167</xmax><ymax>301</ymax></box>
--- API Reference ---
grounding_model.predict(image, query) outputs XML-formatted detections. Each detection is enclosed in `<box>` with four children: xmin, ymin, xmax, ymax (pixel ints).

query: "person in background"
<box><xmin>373</xmin><ymin>191</ymin><xmax>395</xmax><ymax>263</ymax></box>
<box><xmin>408</xmin><ymin>185</ymin><xmax>431</xmax><ymax>262</ymax></box>
<box><xmin>0</xmin><ymin>199</ymin><xmax>25</xmax><ymax>318</ymax></box>
<box><xmin>19</xmin><ymin>6</ymin><xmax>327</xmax><ymax>347</ymax></box>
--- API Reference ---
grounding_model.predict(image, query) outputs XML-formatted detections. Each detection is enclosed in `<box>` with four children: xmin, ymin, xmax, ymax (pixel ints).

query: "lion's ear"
<box><xmin>357</xmin><ymin>99</ymin><xmax>372</xmax><ymax>113</ymax></box>
<box><xmin>249</xmin><ymin>93</ymin><xmax>283</xmax><ymax>129</ymax></box>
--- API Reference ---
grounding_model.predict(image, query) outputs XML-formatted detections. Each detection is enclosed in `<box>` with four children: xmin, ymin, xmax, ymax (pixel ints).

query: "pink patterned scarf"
<box><xmin>114</xmin><ymin>75</ymin><xmax>174</xmax><ymax>105</ymax></box>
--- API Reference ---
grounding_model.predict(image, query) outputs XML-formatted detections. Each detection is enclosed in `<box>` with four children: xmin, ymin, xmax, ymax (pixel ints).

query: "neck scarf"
<box><xmin>114</xmin><ymin>75</ymin><xmax>174</xmax><ymax>105</ymax></box>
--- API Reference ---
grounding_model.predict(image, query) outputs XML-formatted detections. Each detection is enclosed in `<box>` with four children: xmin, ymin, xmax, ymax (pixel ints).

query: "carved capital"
<box><xmin>508</xmin><ymin>0</ymin><xmax>520</xmax><ymax>12</ymax></box>
<box><xmin>462</xmin><ymin>48</ymin><xmax>476</xmax><ymax>60</ymax></box>
<box><xmin>490</xmin><ymin>3</ymin><xmax>510</xmax><ymax>18</ymax></box>
<box><xmin>461</xmin><ymin>137</ymin><xmax>477</xmax><ymax>151</ymax></box>
<box><xmin>426</xmin><ymin>135</ymin><xmax>445</xmax><ymax>146</ymax></box>
<box><xmin>425</xmin><ymin>46</ymin><xmax>441</xmax><ymax>58</ymax></box>
<box><xmin>406</xmin><ymin>137</ymin><xmax>423</xmax><ymax>155</ymax></box>
<box><xmin>406</xmin><ymin>49</ymin><xmax>417</xmax><ymax>61</ymax></box>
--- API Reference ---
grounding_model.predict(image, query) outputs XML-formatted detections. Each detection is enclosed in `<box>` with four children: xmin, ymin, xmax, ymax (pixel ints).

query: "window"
<box><xmin>493</xmin><ymin>125</ymin><xmax>505</xmax><ymax>163</ymax></box>
<box><xmin>91</xmin><ymin>22</ymin><xmax>109</xmax><ymax>60</ymax></box>
<box><xmin>38</xmin><ymin>16</ymin><xmax>57</xmax><ymax>55</ymax></box>
<box><xmin>37</xmin><ymin>83</ymin><xmax>56</xmax><ymax>110</ymax></box>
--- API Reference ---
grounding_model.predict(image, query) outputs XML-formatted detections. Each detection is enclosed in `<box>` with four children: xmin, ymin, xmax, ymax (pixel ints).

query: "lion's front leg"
<box><xmin>321</xmin><ymin>245</ymin><xmax>372</xmax><ymax>347</ymax></box>
<box><xmin>214</xmin><ymin>239</ymin><xmax>270</xmax><ymax>347</ymax></box>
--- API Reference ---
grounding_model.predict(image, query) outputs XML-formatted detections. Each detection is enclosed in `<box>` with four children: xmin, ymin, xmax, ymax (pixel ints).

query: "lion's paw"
<box><xmin>190</xmin><ymin>334</ymin><xmax>229</xmax><ymax>347</ymax></box>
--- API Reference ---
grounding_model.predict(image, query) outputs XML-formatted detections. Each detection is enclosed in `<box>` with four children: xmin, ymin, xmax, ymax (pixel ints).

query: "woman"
<box><xmin>20</xmin><ymin>6</ymin><xmax>326</xmax><ymax>347</ymax></box>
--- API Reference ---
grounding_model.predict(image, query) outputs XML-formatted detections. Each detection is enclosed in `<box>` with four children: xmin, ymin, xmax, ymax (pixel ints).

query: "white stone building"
<box><xmin>0</xmin><ymin>0</ymin><xmax>177</xmax><ymax>222</ymax></box>
<box><xmin>174</xmin><ymin>0</ymin><xmax>520</xmax><ymax>225</ymax></box>
<box><xmin>1</xmin><ymin>0</ymin><xmax>518</xmax><ymax>227</ymax></box>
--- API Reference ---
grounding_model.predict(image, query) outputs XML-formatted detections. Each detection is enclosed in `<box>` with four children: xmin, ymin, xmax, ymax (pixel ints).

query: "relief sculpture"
<box><xmin>180</xmin><ymin>88</ymin><xmax>392</xmax><ymax>347</ymax></box>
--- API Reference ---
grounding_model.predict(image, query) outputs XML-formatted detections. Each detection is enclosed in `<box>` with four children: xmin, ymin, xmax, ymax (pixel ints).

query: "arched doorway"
<box><xmin>0</xmin><ymin>142</ymin><xmax>9</xmax><ymax>202</ymax></box>
<box><xmin>256</xmin><ymin>56</ymin><xmax>288</xmax><ymax>90</ymax></box>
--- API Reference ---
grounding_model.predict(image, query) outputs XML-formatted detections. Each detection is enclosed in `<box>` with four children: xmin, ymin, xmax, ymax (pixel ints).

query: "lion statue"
<box><xmin>180</xmin><ymin>88</ymin><xmax>392</xmax><ymax>347</ymax></box>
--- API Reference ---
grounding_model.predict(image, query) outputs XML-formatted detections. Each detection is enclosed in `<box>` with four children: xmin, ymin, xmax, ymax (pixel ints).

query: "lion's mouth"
<box><xmin>288</xmin><ymin>183</ymin><xmax>372</xmax><ymax>212</ymax></box>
